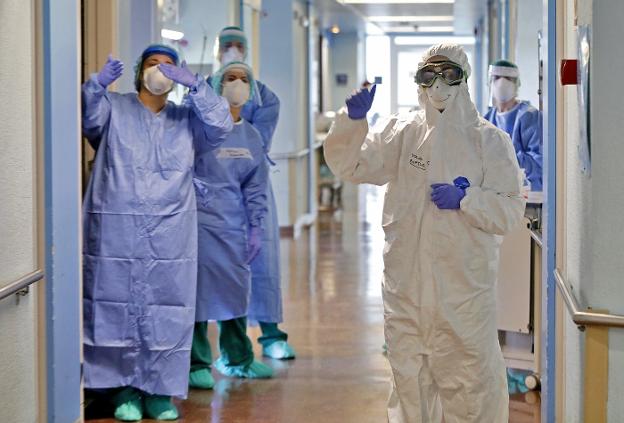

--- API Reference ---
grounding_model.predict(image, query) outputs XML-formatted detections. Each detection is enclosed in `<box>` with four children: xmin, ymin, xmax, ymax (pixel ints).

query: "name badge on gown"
<box><xmin>217</xmin><ymin>148</ymin><xmax>253</xmax><ymax>160</ymax></box>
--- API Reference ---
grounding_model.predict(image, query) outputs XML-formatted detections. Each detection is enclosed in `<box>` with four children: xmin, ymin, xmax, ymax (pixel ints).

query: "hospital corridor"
<box><xmin>2</xmin><ymin>0</ymin><xmax>624</xmax><ymax>422</ymax></box>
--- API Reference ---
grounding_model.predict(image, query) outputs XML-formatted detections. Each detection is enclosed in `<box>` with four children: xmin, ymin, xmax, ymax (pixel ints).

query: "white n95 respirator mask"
<box><xmin>143</xmin><ymin>65</ymin><xmax>173</xmax><ymax>95</ymax></box>
<box><xmin>222</xmin><ymin>79</ymin><xmax>250</xmax><ymax>107</ymax></box>
<box><xmin>425</xmin><ymin>80</ymin><xmax>459</xmax><ymax>111</ymax></box>
<box><xmin>221</xmin><ymin>47</ymin><xmax>245</xmax><ymax>66</ymax></box>
<box><xmin>492</xmin><ymin>77</ymin><xmax>516</xmax><ymax>103</ymax></box>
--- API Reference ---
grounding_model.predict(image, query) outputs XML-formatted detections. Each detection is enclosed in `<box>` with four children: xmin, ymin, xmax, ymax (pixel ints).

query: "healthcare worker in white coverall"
<box><xmin>324</xmin><ymin>44</ymin><xmax>525</xmax><ymax>422</ymax></box>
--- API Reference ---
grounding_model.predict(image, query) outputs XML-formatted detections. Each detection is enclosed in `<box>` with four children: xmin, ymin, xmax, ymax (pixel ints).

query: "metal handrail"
<box><xmin>0</xmin><ymin>270</ymin><xmax>44</xmax><ymax>301</ymax></box>
<box><xmin>554</xmin><ymin>268</ymin><xmax>624</xmax><ymax>330</ymax></box>
<box><xmin>529</xmin><ymin>229</ymin><xmax>543</xmax><ymax>248</ymax></box>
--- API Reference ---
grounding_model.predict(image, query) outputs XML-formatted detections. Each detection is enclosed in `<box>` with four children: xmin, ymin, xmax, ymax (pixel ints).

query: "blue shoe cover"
<box><xmin>507</xmin><ymin>368</ymin><xmax>530</xmax><ymax>394</ymax></box>
<box><xmin>144</xmin><ymin>395</ymin><xmax>179</xmax><ymax>420</ymax></box>
<box><xmin>263</xmin><ymin>340</ymin><xmax>296</xmax><ymax>359</ymax></box>
<box><xmin>112</xmin><ymin>387</ymin><xmax>143</xmax><ymax>422</ymax></box>
<box><xmin>214</xmin><ymin>358</ymin><xmax>274</xmax><ymax>379</ymax></box>
<box><xmin>189</xmin><ymin>368</ymin><xmax>215</xmax><ymax>389</ymax></box>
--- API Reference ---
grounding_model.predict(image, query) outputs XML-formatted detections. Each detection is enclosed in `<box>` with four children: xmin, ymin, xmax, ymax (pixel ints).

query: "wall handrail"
<box><xmin>529</xmin><ymin>228</ymin><xmax>543</xmax><ymax>248</ymax></box>
<box><xmin>554</xmin><ymin>268</ymin><xmax>624</xmax><ymax>329</ymax></box>
<box><xmin>0</xmin><ymin>270</ymin><xmax>44</xmax><ymax>301</ymax></box>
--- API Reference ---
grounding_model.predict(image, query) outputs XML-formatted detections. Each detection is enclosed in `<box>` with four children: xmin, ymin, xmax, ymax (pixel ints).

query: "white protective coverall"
<box><xmin>324</xmin><ymin>44</ymin><xmax>525</xmax><ymax>422</ymax></box>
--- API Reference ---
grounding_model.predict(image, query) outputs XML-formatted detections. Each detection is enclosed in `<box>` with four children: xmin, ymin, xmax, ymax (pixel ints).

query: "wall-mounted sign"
<box><xmin>335</xmin><ymin>73</ymin><xmax>348</xmax><ymax>86</ymax></box>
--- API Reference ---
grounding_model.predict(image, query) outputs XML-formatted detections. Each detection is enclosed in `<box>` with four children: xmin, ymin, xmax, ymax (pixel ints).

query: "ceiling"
<box><xmin>314</xmin><ymin>0</ymin><xmax>488</xmax><ymax>36</ymax></box>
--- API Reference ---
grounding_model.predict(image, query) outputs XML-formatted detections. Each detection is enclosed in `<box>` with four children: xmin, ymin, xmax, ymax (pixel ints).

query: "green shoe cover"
<box><xmin>214</xmin><ymin>358</ymin><xmax>274</xmax><ymax>379</ymax></box>
<box><xmin>144</xmin><ymin>394</ymin><xmax>179</xmax><ymax>421</ymax></box>
<box><xmin>112</xmin><ymin>387</ymin><xmax>143</xmax><ymax>422</ymax></box>
<box><xmin>189</xmin><ymin>368</ymin><xmax>215</xmax><ymax>389</ymax></box>
<box><xmin>262</xmin><ymin>340</ymin><xmax>296</xmax><ymax>360</ymax></box>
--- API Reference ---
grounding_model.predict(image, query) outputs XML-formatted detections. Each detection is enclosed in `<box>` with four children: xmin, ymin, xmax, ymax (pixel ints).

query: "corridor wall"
<box><xmin>0</xmin><ymin>0</ymin><xmax>38</xmax><ymax>421</ymax></box>
<box><xmin>561</xmin><ymin>0</ymin><xmax>624</xmax><ymax>420</ymax></box>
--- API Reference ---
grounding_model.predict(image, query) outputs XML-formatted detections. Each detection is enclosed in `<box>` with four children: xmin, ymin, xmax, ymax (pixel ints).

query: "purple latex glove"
<box><xmin>346</xmin><ymin>85</ymin><xmax>377</xmax><ymax>120</ymax></box>
<box><xmin>430</xmin><ymin>176</ymin><xmax>470</xmax><ymax>210</ymax></box>
<box><xmin>246</xmin><ymin>226</ymin><xmax>263</xmax><ymax>264</ymax></box>
<box><xmin>96</xmin><ymin>54</ymin><xmax>123</xmax><ymax>88</ymax></box>
<box><xmin>158</xmin><ymin>61</ymin><xmax>197</xmax><ymax>88</ymax></box>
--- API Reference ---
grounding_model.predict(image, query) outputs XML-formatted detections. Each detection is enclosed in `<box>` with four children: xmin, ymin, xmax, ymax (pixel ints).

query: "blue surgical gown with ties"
<box><xmin>194</xmin><ymin>119</ymin><xmax>269</xmax><ymax>322</ymax></box>
<box><xmin>81</xmin><ymin>74</ymin><xmax>232</xmax><ymax>399</ymax></box>
<box><xmin>484</xmin><ymin>100</ymin><xmax>543</xmax><ymax>191</ymax></box>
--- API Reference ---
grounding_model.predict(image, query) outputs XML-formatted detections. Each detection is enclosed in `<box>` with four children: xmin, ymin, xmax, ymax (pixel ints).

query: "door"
<box><xmin>0</xmin><ymin>0</ymin><xmax>44</xmax><ymax>421</ymax></box>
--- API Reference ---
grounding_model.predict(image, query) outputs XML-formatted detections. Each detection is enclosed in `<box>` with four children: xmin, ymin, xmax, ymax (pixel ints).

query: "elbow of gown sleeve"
<box><xmin>249</xmin><ymin>108</ymin><xmax>279</xmax><ymax>152</ymax></box>
<box><xmin>517</xmin><ymin>151</ymin><xmax>533</xmax><ymax>174</ymax></box>
<box><xmin>81</xmin><ymin>74</ymin><xmax>111</xmax><ymax>143</ymax></box>
<box><xmin>189</xmin><ymin>78</ymin><xmax>234</xmax><ymax>146</ymax></box>
<box><xmin>247</xmin><ymin>85</ymin><xmax>280</xmax><ymax>151</ymax></box>
<box><xmin>460</xmin><ymin>186</ymin><xmax>526</xmax><ymax>235</ymax></box>
<box><xmin>323</xmin><ymin>113</ymin><xmax>369</xmax><ymax>182</ymax></box>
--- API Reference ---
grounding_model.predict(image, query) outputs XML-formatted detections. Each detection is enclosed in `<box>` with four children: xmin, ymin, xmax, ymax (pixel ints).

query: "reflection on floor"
<box><xmin>85</xmin><ymin>185</ymin><xmax>540</xmax><ymax>422</ymax></box>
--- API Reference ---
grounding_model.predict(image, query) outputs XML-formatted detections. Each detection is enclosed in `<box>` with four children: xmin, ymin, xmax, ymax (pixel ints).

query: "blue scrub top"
<box><xmin>484</xmin><ymin>101</ymin><xmax>543</xmax><ymax>191</ymax></box>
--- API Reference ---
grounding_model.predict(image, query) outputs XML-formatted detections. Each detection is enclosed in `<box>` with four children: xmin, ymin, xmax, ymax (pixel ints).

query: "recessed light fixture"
<box><xmin>161</xmin><ymin>28</ymin><xmax>184</xmax><ymax>40</ymax></box>
<box><xmin>340</xmin><ymin>0</ymin><xmax>454</xmax><ymax>4</ymax></box>
<box><xmin>415</xmin><ymin>26</ymin><xmax>454</xmax><ymax>32</ymax></box>
<box><xmin>394</xmin><ymin>35</ymin><xmax>475</xmax><ymax>45</ymax></box>
<box><xmin>330</xmin><ymin>25</ymin><xmax>341</xmax><ymax>34</ymax></box>
<box><xmin>369</xmin><ymin>16</ymin><xmax>454</xmax><ymax>22</ymax></box>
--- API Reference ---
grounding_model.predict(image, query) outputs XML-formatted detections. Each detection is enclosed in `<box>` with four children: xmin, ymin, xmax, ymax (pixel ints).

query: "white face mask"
<box><xmin>425</xmin><ymin>79</ymin><xmax>459</xmax><ymax>111</ymax></box>
<box><xmin>220</xmin><ymin>47</ymin><xmax>245</xmax><ymax>66</ymax></box>
<box><xmin>143</xmin><ymin>65</ymin><xmax>173</xmax><ymax>95</ymax></box>
<box><xmin>492</xmin><ymin>77</ymin><xmax>516</xmax><ymax>103</ymax></box>
<box><xmin>222</xmin><ymin>79</ymin><xmax>250</xmax><ymax>107</ymax></box>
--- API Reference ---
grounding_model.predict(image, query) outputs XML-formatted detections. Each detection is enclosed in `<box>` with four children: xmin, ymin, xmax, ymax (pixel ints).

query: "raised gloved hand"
<box><xmin>158</xmin><ymin>61</ymin><xmax>196</xmax><ymax>88</ymax></box>
<box><xmin>431</xmin><ymin>176</ymin><xmax>470</xmax><ymax>210</ymax></box>
<box><xmin>96</xmin><ymin>54</ymin><xmax>123</xmax><ymax>88</ymax></box>
<box><xmin>246</xmin><ymin>226</ymin><xmax>263</xmax><ymax>264</ymax></box>
<box><xmin>346</xmin><ymin>85</ymin><xmax>376</xmax><ymax>120</ymax></box>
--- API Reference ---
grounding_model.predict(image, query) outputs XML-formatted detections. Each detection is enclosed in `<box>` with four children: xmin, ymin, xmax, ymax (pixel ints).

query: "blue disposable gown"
<box><xmin>81</xmin><ymin>74</ymin><xmax>232</xmax><ymax>398</ymax></box>
<box><xmin>194</xmin><ymin>119</ymin><xmax>269</xmax><ymax>321</ymax></box>
<box><xmin>484</xmin><ymin>101</ymin><xmax>543</xmax><ymax>191</ymax></box>
<box><xmin>242</xmin><ymin>82</ymin><xmax>284</xmax><ymax>323</ymax></box>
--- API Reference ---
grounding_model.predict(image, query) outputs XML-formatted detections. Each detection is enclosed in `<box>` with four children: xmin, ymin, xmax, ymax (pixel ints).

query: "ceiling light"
<box><xmin>415</xmin><ymin>26</ymin><xmax>454</xmax><ymax>32</ymax></box>
<box><xmin>394</xmin><ymin>35</ymin><xmax>475</xmax><ymax>45</ymax></box>
<box><xmin>330</xmin><ymin>25</ymin><xmax>341</xmax><ymax>34</ymax></box>
<box><xmin>340</xmin><ymin>0</ymin><xmax>454</xmax><ymax>4</ymax></box>
<box><xmin>161</xmin><ymin>28</ymin><xmax>184</xmax><ymax>40</ymax></box>
<box><xmin>369</xmin><ymin>16</ymin><xmax>453</xmax><ymax>22</ymax></box>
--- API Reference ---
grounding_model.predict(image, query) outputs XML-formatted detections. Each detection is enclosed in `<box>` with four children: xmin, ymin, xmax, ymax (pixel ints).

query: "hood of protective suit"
<box><xmin>417</xmin><ymin>44</ymin><xmax>479</xmax><ymax>129</ymax></box>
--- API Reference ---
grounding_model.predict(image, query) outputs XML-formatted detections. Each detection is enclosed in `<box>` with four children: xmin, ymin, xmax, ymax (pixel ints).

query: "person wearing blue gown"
<box><xmin>484</xmin><ymin>60</ymin><xmax>543</xmax><ymax>191</ymax></box>
<box><xmin>213</xmin><ymin>26</ymin><xmax>296</xmax><ymax>360</ymax></box>
<box><xmin>189</xmin><ymin>61</ymin><xmax>274</xmax><ymax>388</ymax></box>
<box><xmin>81</xmin><ymin>44</ymin><xmax>232</xmax><ymax>421</ymax></box>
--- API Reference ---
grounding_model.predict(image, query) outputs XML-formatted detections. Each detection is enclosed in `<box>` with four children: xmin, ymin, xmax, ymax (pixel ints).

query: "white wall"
<box><xmin>0</xmin><ymin>0</ymin><xmax>38</xmax><ymax>421</ymax></box>
<box><xmin>562</xmin><ymin>0</ymin><xmax>624</xmax><ymax>421</ymax></box>
<box><xmin>514</xmin><ymin>0</ymin><xmax>542</xmax><ymax>107</ymax></box>
<box><xmin>329</xmin><ymin>32</ymin><xmax>366</xmax><ymax>112</ymax></box>
<box><xmin>561</xmin><ymin>0</ymin><xmax>586</xmax><ymax>420</ymax></box>
<box><xmin>589</xmin><ymin>0</ymin><xmax>624</xmax><ymax>420</ymax></box>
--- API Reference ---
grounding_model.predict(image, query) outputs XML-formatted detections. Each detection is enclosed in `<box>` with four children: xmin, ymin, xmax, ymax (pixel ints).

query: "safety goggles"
<box><xmin>414</xmin><ymin>61</ymin><xmax>465</xmax><ymax>87</ymax></box>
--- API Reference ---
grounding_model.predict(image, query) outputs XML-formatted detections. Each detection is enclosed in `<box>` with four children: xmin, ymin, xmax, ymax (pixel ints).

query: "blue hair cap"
<box><xmin>141</xmin><ymin>44</ymin><xmax>179</xmax><ymax>65</ymax></box>
<box><xmin>134</xmin><ymin>44</ymin><xmax>180</xmax><ymax>91</ymax></box>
